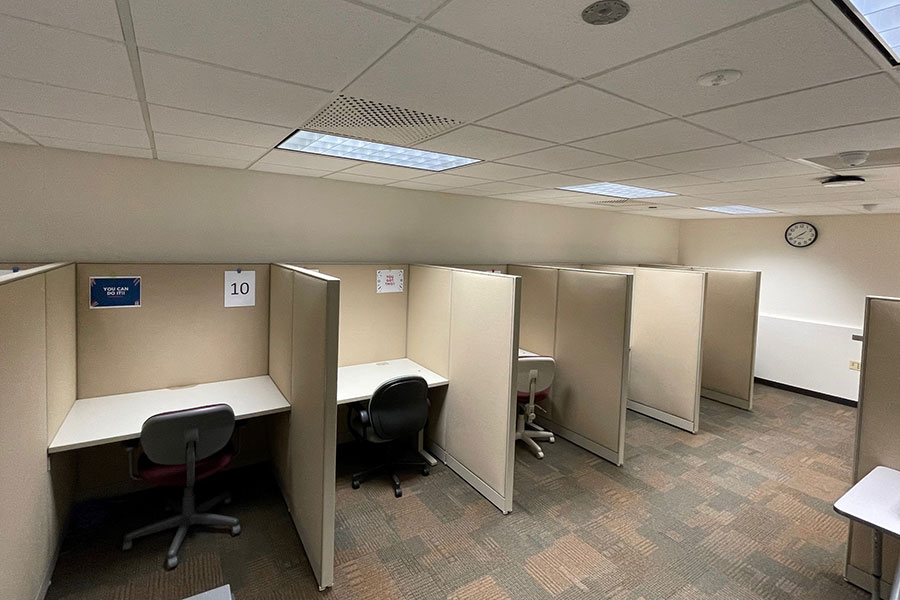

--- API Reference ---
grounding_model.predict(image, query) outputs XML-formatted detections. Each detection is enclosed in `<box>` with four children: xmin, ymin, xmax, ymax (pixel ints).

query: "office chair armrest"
<box><xmin>123</xmin><ymin>440</ymin><xmax>141</xmax><ymax>481</ymax></box>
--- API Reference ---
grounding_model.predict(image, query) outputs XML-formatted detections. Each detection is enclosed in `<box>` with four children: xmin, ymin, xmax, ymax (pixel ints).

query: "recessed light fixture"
<box><xmin>833</xmin><ymin>1</ymin><xmax>900</xmax><ymax>65</ymax></box>
<box><xmin>557</xmin><ymin>182</ymin><xmax>677</xmax><ymax>199</ymax></box>
<box><xmin>696</xmin><ymin>69</ymin><xmax>743</xmax><ymax>87</ymax></box>
<box><xmin>821</xmin><ymin>175</ymin><xmax>866</xmax><ymax>187</ymax></box>
<box><xmin>277</xmin><ymin>130</ymin><xmax>480</xmax><ymax>171</ymax></box>
<box><xmin>694</xmin><ymin>205</ymin><xmax>777</xmax><ymax>215</ymax></box>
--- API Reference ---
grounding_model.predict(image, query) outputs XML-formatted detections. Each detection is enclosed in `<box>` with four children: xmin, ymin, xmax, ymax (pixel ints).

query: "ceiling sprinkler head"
<box><xmin>697</xmin><ymin>69</ymin><xmax>743</xmax><ymax>87</ymax></box>
<box><xmin>862</xmin><ymin>203</ymin><xmax>879</xmax><ymax>212</ymax></box>
<box><xmin>581</xmin><ymin>0</ymin><xmax>630</xmax><ymax>25</ymax></box>
<box><xmin>838</xmin><ymin>150</ymin><xmax>870</xmax><ymax>167</ymax></box>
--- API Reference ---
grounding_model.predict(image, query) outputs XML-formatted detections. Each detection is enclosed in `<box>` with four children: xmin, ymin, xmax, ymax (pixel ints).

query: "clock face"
<box><xmin>785</xmin><ymin>222</ymin><xmax>818</xmax><ymax>248</ymax></box>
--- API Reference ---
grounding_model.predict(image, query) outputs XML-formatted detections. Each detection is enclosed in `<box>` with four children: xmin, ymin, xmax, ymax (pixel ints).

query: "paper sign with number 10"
<box><xmin>225</xmin><ymin>270</ymin><xmax>255</xmax><ymax>307</ymax></box>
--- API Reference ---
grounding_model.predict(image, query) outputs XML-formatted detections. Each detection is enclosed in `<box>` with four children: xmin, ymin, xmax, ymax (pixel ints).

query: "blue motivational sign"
<box><xmin>90</xmin><ymin>276</ymin><xmax>141</xmax><ymax>309</ymax></box>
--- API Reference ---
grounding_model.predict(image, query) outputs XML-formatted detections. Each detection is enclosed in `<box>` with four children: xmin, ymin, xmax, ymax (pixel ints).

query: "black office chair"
<box><xmin>123</xmin><ymin>404</ymin><xmax>241</xmax><ymax>570</ymax></box>
<box><xmin>348</xmin><ymin>376</ymin><xmax>431</xmax><ymax>498</ymax></box>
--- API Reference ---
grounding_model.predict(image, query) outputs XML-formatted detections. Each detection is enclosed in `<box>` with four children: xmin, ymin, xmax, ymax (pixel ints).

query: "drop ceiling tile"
<box><xmin>662</xmin><ymin>181</ymin><xmax>760</xmax><ymax>196</ymax></box>
<box><xmin>427</xmin><ymin>0</ymin><xmax>794</xmax><ymax>78</ymax></box>
<box><xmin>498</xmin><ymin>145</ymin><xmax>618</xmax><ymax>171</ymax></box>
<box><xmin>32</xmin><ymin>137</ymin><xmax>151</xmax><ymax>157</ymax></box>
<box><xmin>257</xmin><ymin>149</ymin><xmax>360</xmax><ymax>172</ymax></box>
<box><xmin>642</xmin><ymin>144</ymin><xmax>779</xmax><ymax>172</ymax></box>
<box><xmin>590</xmin><ymin>4</ymin><xmax>878</xmax><ymax>116</ymax></box>
<box><xmin>515</xmin><ymin>189</ymin><xmax>587</xmax><ymax>200</ymax></box>
<box><xmin>753</xmin><ymin>118</ymin><xmax>900</xmax><ymax>158</ymax></box>
<box><xmin>445</xmin><ymin>181</ymin><xmax>539</xmax><ymax>196</ymax></box>
<box><xmin>131</xmin><ymin>0</ymin><xmax>410</xmax><ymax>90</ymax></box>
<box><xmin>749</xmin><ymin>202</ymin><xmax>854</xmax><ymax>215</ymax></box>
<box><xmin>324</xmin><ymin>172</ymin><xmax>395</xmax><ymax>185</ymax></box>
<box><xmin>491</xmin><ymin>192</ymin><xmax>581</xmax><ymax>203</ymax></box>
<box><xmin>0</xmin><ymin>77</ymin><xmax>144</xmax><ymax>129</ymax></box>
<box><xmin>0</xmin><ymin>112</ymin><xmax>149</xmax><ymax>148</ymax></box>
<box><xmin>417</xmin><ymin>125</ymin><xmax>552</xmax><ymax>160</ymax></box>
<box><xmin>0</xmin><ymin>121</ymin><xmax>34</xmax><ymax>145</ymax></box>
<box><xmin>693</xmin><ymin>160</ymin><xmax>824</xmax><ymax>182</ymax></box>
<box><xmin>570</xmin><ymin>120</ymin><xmax>733</xmax><ymax>159</ymax></box>
<box><xmin>564</xmin><ymin>161</ymin><xmax>673</xmax><ymax>181</ymax></box>
<box><xmin>249</xmin><ymin>163</ymin><xmax>331</xmax><ymax>178</ymax></box>
<box><xmin>387</xmin><ymin>180</ymin><xmax>446</xmax><ymax>191</ymax></box>
<box><xmin>360</xmin><ymin>0</ymin><xmax>445</xmax><ymax>19</ymax></box>
<box><xmin>689</xmin><ymin>74</ymin><xmax>900</xmax><ymax>141</ymax></box>
<box><xmin>141</xmin><ymin>53</ymin><xmax>329</xmax><ymax>127</ymax></box>
<box><xmin>338</xmin><ymin>163</ymin><xmax>429</xmax><ymax>180</ymax></box>
<box><xmin>149</xmin><ymin>105</ymin><xmax>292</xmax><ymax>148</ymax></box>
<box><xmin>157</xmin><ymin>152</ymin><xmax>253</xmax><ymax>169</ymax></box>
<box><xmin>446</xmin><ymin>162</ymin><xmax>546</xmax><ymax>181</ymax></box>
<box><xmin>507</xmin><ymin>172</ymin><xmax>594</xmax><ymax>188</ymax></box>
<box><xmin>633</xmin><ymin>208</ymin><xmax>722</xmax><ymax>219</ymax></box>
<box><xmin>0</xmin><ymin>1</ymin><xmax>124</xmax><ymax>40</ymax></box>
<box><xmin>154</xmin><ymin>133</ymin><xmax>266</xmax><ymax>161</ymax></box>
<box><xmin>0</xmin><ymin>16</ymin><xmax>135</xmax><ymax>98</ymax></box>
<box><xmin>745</xmin><ymin>175</ymin><xmax>826</xmax><ymax>190</ymax></box>
<box><xmin>481</xmin><ymin>85</ymin><xmax>666</xmax><ymax>143</ymax></box>
<box><xmin>652</xmin><ymin>196</ymin><xmax>729</xmax><ymax>209</ymax></box>
<box><xmin>407</xmin><ymin>173</ymin><xmax>493</xmax><ymax>187</ymax></box>
<box><xmin>834</xmin><ymin>199</ymin><xmax>900</xmax><ymax>213</ymax></box>
<box><xmin>346</xmin><ymin>29</ymin><xmax>567</xmax><ymax>121</ymax></box>
<box><xmin>616</xmin><ymin>173</ymin><xmax>719</xmax><ymax>190</ymax></box>
<box><xmin>687</xmin><ymin>190</ymin><xmax>775</xmax><ymax>204</ymax></box>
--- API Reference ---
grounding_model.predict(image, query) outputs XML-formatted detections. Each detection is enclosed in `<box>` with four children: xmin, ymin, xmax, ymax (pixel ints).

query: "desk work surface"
<box><xmin>49</xmin><ymin>376</ymin><xmax>290</xmax><ymax>453</ymax></box>
<box><xmin>518</xmin><ymin>348</ymin><xmax>540</xmax><ymax>357</ymax></box>
<box><xmin>337</xmin><ymin>358</ymin><xmax>448</xmax><ymax>405</ymax></box>
<box><xmin>834</xmin><ymin>466</ymin><xmax>900</xmax><ymax>535</ymax></box>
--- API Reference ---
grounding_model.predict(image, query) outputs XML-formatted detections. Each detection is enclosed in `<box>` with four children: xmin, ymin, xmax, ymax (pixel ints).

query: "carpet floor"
<box><xmin>46</xmin><ymin>384</ymin><xmax>867</xmax><ymax>600</ymax></box>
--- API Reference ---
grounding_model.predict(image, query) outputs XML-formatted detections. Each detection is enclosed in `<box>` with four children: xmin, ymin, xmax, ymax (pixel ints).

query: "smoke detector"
<box><xmin>821</xmin><ymin>175</ymin><xmax>866</xmax><ymax>188</ymax></box>
<box><xmin>697</xmin><ymin>69</ymin><xmax>743</xmax><ymax>87</ymax></box>
<box><xmin>581</xmin><ymin>0</ymin><xmax>630</xmax><ymax>25</ymax></box>
<box><xmin>838</xmin><ymin>150</ymin><xmax>870</xmax><ymax>167</ymax></box>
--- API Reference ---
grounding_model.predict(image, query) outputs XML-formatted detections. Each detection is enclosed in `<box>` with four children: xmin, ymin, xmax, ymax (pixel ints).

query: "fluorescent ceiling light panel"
<box><xmin>557</xmin><ymin>182</ymin><xmax>677</xmax><ymax>199</ymax></box>
<box><xmin>694</xmin><ymin>205</ymin><xmax>777</xmax><ymax>215</ymax></box>
<box><xmin>277</xmin><ymin>130</ymin><xmax>479</xmax><ymax>171</ymax></box>
<box><xmin>835</xmin><ymin>0</ymin><xmax>900</xmax><ymax>64</ymax></box>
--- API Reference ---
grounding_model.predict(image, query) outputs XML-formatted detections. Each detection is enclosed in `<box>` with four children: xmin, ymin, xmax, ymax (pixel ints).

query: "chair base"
<box><xmin>352</xmin><ymin>459</ymin><xmax>430</xmax><ymax>498</ymax></box>
<box><xmin>515</xmin><ymin>414</ymin><xmax>555</xmax><ymax>458</ymax></box>
<box><xmin>123</xmin><ymin>487</ymin><xmax>240</xmax><ymax>570</ymax></box>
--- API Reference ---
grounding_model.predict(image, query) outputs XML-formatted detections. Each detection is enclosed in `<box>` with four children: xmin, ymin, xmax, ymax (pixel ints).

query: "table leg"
<box><xmin>890</xmin><ymin>549</ymin><xmax>900</xmax><ymax>600</ymax></box>
<box><xmin>418</xmin><ymin>430</ymin><xmax>437</xmax><ymax>467</ymax></box>
<box><xmin>874</xmin><ymin>529</ymin><xmax>883</xmax><ymax>600</ymax></box>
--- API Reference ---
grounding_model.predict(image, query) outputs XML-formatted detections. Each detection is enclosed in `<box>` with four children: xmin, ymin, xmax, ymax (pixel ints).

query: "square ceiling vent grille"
<box><xmin>303</xmin><ymin>95</ymin><xmax>464</xmax><ymax>146</ymax></box>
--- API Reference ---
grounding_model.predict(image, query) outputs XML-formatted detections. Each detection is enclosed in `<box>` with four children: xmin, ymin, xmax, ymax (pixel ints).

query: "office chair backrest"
<box><xmin>368</xmin><ymin>376</ymin><xmax>430</xmax><ymax>440</ymax></box>
<box><xmin>141</xmin><ymin>404</ymin><xmax>235</xmax><ymax>465</ymax></box>
<box><xmin>516</xmin><ymin>356</ymin><xmax>555</xmax><ymax>394</ymax></box>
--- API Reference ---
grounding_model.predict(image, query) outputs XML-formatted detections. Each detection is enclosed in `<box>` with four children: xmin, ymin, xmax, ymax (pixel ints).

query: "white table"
<box><xmin>518</xmin><ymin>348</ymin><xmax>539</xmax><ymax>357</ymax></box>
<box><xmin>49</xmin><ymin>376</ymin><xmax>291</xmax><ymax>453</ymax></box>
<box><xmin>834</xmin><ymin>466</ymin><xmax>900</xmax><ymax>600</ymax></box>
<box><xmin>336</xmin><ymin>358</ymin><xmax>448</xmax><ymax>465</ymax></box>
<box><xmin>184</xmin><ymin>585</ymin><xmax>232</xmax><ymax>600</ymax></box>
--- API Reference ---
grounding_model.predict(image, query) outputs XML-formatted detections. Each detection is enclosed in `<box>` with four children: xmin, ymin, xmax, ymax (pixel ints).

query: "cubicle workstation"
<box><xmin>507</xmin><ymin>265</ymin><xmax>632</xmax><ymax>466</ymax></box>
<box><xmin>640</xmin><ymin>264</ymin><xmax>761</xmax><ymax>411</ymax></box>
<box><xmin>581</xmin><ymin>265</ymin><xmax>707</xmax><ymax>434</ymax></box>
<box><xmin>843</xmin><ymin>296</ymin><xmax>900</xmax><ymax>597</ymax></box>
<box><xmin>0</xmin><ymin>261</ymin><xmax>42</xmax><ymax>276</ymax></box>
<box><xmin>296</xmin><ymin>264</ymin><xmax>522</xmax><ymax>515</ymax></box>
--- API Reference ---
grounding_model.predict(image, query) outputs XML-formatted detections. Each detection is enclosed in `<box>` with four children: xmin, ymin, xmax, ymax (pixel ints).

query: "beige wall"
<box><xmin>678</xmin><ymin>214</ymin><xmax>900</xmax><ymax>400</ymax></box>
<box><xmin>0</xmin><ymin>143</ymin><xmax>678</xmax><ymax>265</ymax></box>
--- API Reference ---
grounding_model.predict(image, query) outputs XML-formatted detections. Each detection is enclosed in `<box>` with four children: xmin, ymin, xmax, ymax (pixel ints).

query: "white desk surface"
<box><xmin>49</xmin><ymin>376</ymin><xmax>290</xmax><ymax>454</ymax></box>
<box><xmin>518</xmin><ymin>348</ymin><xmax>539</xmax><ymax>357</ymax></box>
<box><xmin>337</xmin><ymin>358</ymin><xmax>448</xmax><ymax>405</ymax></box>
<box><xmin>185</xmin><ymin>585</ymin><xmax>232</xmax><ymax>600</ymax></box>
<box><xmin>834</xmin><ymin>466</ymin><xmax>900</xmax><ymax>535</ymax></box>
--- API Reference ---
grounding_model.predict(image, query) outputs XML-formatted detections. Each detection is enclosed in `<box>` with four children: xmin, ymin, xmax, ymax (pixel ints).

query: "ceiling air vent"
<box><xmin>303</xmin><ymin>95</ymin><xmax>464</xmax><ymax>146</ymax></box>
<box><xmin>587</xmin><ymin>198</ymin><xmax>646</xmax><ymax>207</ymax></box>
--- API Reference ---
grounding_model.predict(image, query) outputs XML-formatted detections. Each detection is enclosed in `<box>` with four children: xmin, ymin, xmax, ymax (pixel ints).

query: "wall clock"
<box><xmin>785</xmin><ymin>222</ymin><xmax>818</xmax><ymax>248</ymax></box>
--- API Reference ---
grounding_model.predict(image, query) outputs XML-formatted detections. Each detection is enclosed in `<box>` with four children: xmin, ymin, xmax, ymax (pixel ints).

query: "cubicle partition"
<box><xmin>844</xmin><ymin>296</ymin><xmax>900</xmax><ymax>597</ymax></box>
<box><xmin>508</xmin><ymin>265</ymin><xmax>632</xmax><ymax>466</ymax></box>
<box><xmin>583</xmin><ymin>265</ymin><xmax>706</xmax><ymax>433</ymax></box>
<box><xmin>642</xmin><ymin>264</ymin><xmax>760</xmax><ymax>410</ymax></box>
<box><xmin>0</xmin><ymin>263</ymin><xmax>76</xmax><ymax>600</ymax></box>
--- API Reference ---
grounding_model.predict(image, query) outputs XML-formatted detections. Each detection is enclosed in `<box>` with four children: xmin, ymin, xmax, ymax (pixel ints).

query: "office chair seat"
<box><xmin>516</xmin><ymin>356</ymin><xmax>557</xmax><ymax>459</ymax></box>
<box><xmin>137</xmin><ymin>443</ymin><xmax>234</xmax><ymax>487</ymax></box>
<box><xmin>517</xmin><ymin>390</ymin><xmax>549</xmax><ymax>403</ymax></box>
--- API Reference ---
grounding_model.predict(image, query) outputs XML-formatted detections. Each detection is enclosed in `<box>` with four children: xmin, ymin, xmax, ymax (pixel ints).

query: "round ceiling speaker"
<box><xmin>581</xmin><ymin>0</ymin><xmax>630</xmax><ymax>25</ymax></box>
<box><xmin>838</xmin><ymin>150</ymin><xmax>870</xmax><ymax>167</ymax></box>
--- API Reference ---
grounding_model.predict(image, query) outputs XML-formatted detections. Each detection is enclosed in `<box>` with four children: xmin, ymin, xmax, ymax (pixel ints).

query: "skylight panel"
<box><xmin>835</xmin><ymin>0</ymin><xmax>900</xmax><ymax>64</ymax></box>
<box><xmin>694</xmin><ymin>205</ymin><xmax>777</xmax><ymax>215</ymax></box>
<box><xmin>277</xmin><ymin>130</ymin><xmax>479</xmax><ymax>171</ymax></box>
<box><xmin>556</xmin><ymin>182</ymin><xmax>677</xmax><ymax>199</ymax></box>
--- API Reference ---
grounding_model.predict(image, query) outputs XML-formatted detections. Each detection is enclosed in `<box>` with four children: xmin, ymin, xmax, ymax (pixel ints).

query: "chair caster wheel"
<box><xmin>394</xmin><ymin>488</ymin><xmax>402</xmax><ymax>498</ymax></box>
<box><xmin>421</xmin><ymin>467</ymin><xmax>430</xmax><ymax>476</ymax></box>
<box><xmin>165</xmin><ymin>556</ymin><xmax>178</xmax><ymax>570</ymax></box>
<box><xmin>122</xmin><ymin>540</ymin><xmax>133</xmax><ymax>551</ymax></box>
<box><xmin>351</xmin><ymin>479</ymin><xmax>360</xmax><ymax>489</ymax></box>
<box><xmin>231</xmin><ymin>524</ymin><xmax>241</xmax><ymax>537</ymax></box>
<box><xmin>537</xmin><ymin>451</ymin><xmax>544</xmax><ymax>459</ymax></box>
<box><xmin>549</xmin><ymin>436</ymin><xmax>556</xmax><ymax>443</ymax></box>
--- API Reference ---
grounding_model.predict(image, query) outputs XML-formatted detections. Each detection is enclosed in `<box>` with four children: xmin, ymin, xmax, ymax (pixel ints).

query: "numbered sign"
<box><xmin>224</xmin><ymin>270</ymin><xmax>255</xmax><ymax>307</ymax></box>
<box><xmin>376</xmin><ymin>269</ymin><xmax>404</xmax><ymax>294</ymax></box>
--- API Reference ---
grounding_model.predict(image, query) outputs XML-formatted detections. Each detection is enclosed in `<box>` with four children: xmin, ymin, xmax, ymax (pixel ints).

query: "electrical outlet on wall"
<box><xmin>850</xmin><ymin>361</ymin><xmax>861</xmax><ymax>371</ymax></box>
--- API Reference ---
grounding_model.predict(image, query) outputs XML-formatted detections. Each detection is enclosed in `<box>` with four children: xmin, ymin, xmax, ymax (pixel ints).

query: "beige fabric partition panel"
<box><xmin>76</xmin><ymin>264</ymin><xmax>270</xmax><ymax>398</ymax></box>
<box><xmin>306</xmin><ymin>264</ymin><xmax>408</xmax><ymax>367</ymax></box>
<box><xmin>845</xmin><ymin>296</ymin><xmax>900</xmax><ymax>595</ymax></box>
<box><xmin>268</xmin><ymin>265</ymin><xmax>294</xmax><ymax>399</ymax></box>
<box><xmin>46</xmin><ymin>264</ymin><xmax>77</xmax><ymax>442</ymax></box>
<box><xmin>407</xmin><ymin>265</ymin><xmax>451</xmax><ymax>378</ymax></box>
<box><xmin>431</xmin><ymin>270</ymin><xmax>519</xmax><ymax>513</ymax></box>
<box><xmin>507</xmin><ymin>265</ymin><xmax>557</xmax><ymax>357</ymax></box>
<box><xmin>268</xmin><ymin>266</ymin><xmax>339</xmax><ymax>591</ymax></box>
<box><xmin>546</xmin><ymin>269</ymin><xmax>631</xmax><ymax>465</ymax></box>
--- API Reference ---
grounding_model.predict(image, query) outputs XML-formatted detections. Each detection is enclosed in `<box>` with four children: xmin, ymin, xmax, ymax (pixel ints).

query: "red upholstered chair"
<box><xmin>122</xmin><ymin>404</ymin><xmax>241</xmax><ymax>570</ymax></box>
<box><xmin>516</xmin><ymin>356</ymin><xmax>556</xmax><ymax>458</ymax></box>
